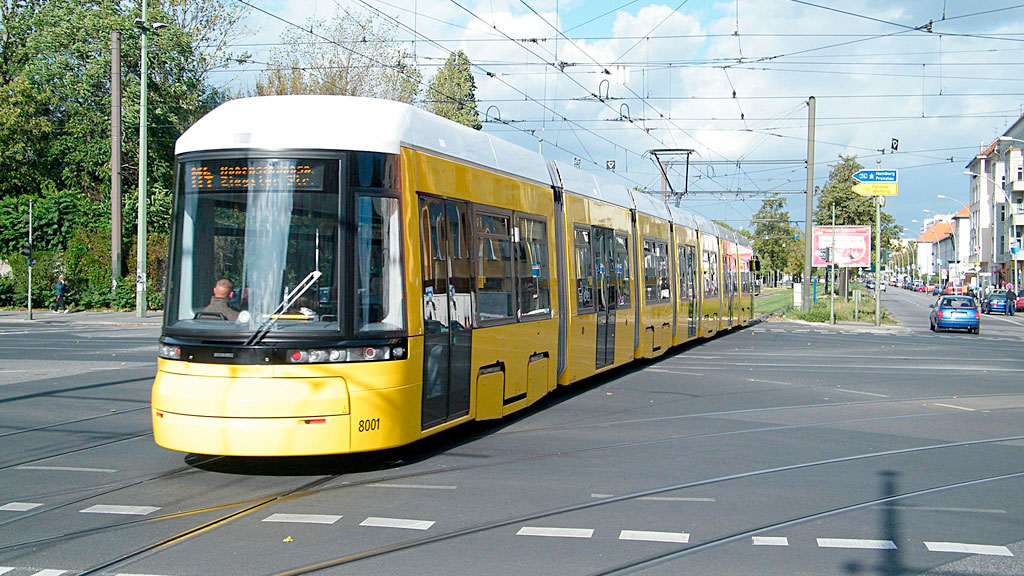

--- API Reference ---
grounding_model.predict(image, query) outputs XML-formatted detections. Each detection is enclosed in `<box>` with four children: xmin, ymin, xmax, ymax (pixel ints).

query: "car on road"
<box><xmin>1017</xmin><ymin>293</ymin><xmax>1024</xmax><ymax>312</ymax></box>
<box><xmin>981</xmin><ymin>290</ymin><xmax>1010</xmax><ymax>315</ymax></box>
<box><xmin>930</xmin><ymin>296</ymin><xmax>981</xmax><ymax>333</ymax></box>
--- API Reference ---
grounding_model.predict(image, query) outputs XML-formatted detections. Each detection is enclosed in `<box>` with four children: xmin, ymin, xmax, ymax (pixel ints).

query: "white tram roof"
<box><xmin>549</xmin><ymin>161</ymin><xmax>634</xmax><ymax>210</ymax></box>
<box><xmin>692</xmin><ymin>214</ymin><xmax>721</xmax><ymax>238</ymax></box>
<box><xmin>175</xmin><ymin>95</ymin><xmax>551</xmax><ymax>186</ymax></box>
<box><xmin>630</xmin><ymin>190</ymin><xmax>672</xmax><ymax>221</ymax></box>
<box><xmin>667</xmin><ymin>205</ymin><xmax>699</xmax><ymax>231</ymax></box>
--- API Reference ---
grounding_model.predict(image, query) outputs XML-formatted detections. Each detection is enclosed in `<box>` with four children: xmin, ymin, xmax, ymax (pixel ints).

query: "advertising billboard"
<box><xmin>812</xmin><ymin>225</ymin><xmax>871</xmax><ymax>268</ymax></box>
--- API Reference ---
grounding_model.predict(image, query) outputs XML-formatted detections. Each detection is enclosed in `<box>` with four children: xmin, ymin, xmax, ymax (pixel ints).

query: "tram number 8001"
<box><xmin>357</xmin><ymin>418</ymin><xmax>381</xmax><ymax>433</ymax></box>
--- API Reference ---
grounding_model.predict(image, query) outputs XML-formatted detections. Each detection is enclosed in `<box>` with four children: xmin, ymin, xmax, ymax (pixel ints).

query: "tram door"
<box><xmin>419</xmin><ymin>197</ymin><xmax>472</xmax><ymax>430</ymax></box>
<box><xmin>593</xmin><ymin>227</ymin><xmax>616</xmax><ymax>369</ymax></box>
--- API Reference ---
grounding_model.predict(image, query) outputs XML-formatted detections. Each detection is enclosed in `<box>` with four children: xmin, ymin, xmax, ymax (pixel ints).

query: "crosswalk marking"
<box><xmin>818</xmin><ymin>538</ymin><xmax>896</xmax><ymax>550</ymax></box>
<box><xmin>360</xmin><ymin>517</ymin><xmax>435</xmax><ymax>531</ymax></box>
<box><xmin>924</xmin><ymin>542</ymin><xmax>1013</xmax><ymax>556</ymax></box>
<box><xmin>263</xmin><ymin>513</ymin><xmax>341</xmax><ymax>525</ymax></box>
<box><xmin>0</xmin><ymin>502</ymin><xmax>42</xmax><ymax>512</ymax></box>
<box><xmin>517</xmin><ymin>526</ymin><xmax>594</xmax><ymax>539</ymax></box>
<box><xmin>619</xmin><ymin>530</ymin><xmax>689</xmax><ymax>543</ymax></box>
<box><xmin>80</xmin><ymin>505</ymin><xmax>159</xmax><ymax>516</ymax></box>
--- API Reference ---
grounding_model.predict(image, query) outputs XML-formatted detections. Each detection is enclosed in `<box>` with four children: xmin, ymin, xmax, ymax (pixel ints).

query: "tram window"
<box><xmin>702</xmin><ymin>250</ymin><xmax>719</xmax><ymax>297</ymax></box>
<box><xmin>356</xmin><ymin>196</ymin><xmax>405</xmax><ymax>334</ymax></box>
<box><xmin>574</xmin><ymin>226</ymin><xmax>595</xmax><ymax>313</ymax></box>
<box><xmin>614</xmin><ymin>233</ymin><xmax>631</xmax><ymax>307</ymax></box>
<box><xmin>167</xmin><ymin>157</ymin><xmax>341</xmax><ymax>333</ymax></box>
<box><xmin>516</xmin><ymin>216</ymin><xmax>550</xmax><ymax>319</ymax></box>
<box><xmin>644</xmin><ymin>240</ymin><xmax>671</xmax><ymax>303</ymax></box>
<box><xmin>475</xmin><ymin>211</ymin><xmax>514</xmax><ymax>323</ymax></box>
<box><xmin>678</xmin><ymin>245</ymin><xmax>694</xmax><ymax>301</ymax></box>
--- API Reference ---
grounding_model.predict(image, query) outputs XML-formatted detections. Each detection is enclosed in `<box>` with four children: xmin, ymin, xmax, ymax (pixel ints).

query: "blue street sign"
<box><xmin>853</xmin><ymin>170</ymin><xmax>898</xmax><ymax>183</ymax></box>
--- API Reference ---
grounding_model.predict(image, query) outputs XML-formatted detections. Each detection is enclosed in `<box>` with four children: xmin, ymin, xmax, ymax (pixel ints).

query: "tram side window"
<box><xmin>614</xmin><ymin>233</ymin><xmax>631</xmax><ymax>307</ymax></box>
<box><xmin>645</xmin><ymin>240</ymin><xmax>670</xmax><ymax>303</ymax></box>
<box><xmin>702</xmin><ymin>250</ymin><xmax>719</xmax><ymax>297</ymax></box>
<box><xmin>475</xmin><ymin>212</ymin><xmax>514</xmax><ymax>323</ymax></box>
<box><xmin>355</xmin><ymin>196</ymin><xmax>405</xmax><ymax>334</ymax></box>
<box><xmin>516</xmin><ymin>216</ymin><xmax>550</xmax><ymax>319</ymax></box>
<box><xmin>656</xmin><ymin>241</ymin><xmax>670</xmax><ymax>301</ymax></box>
<box><xmin>575</xmin><ymin>227</ymin><xmax>595</xmax><ymax>313</ymax></box>
<box><xmin>678</xmin><ymin>245</ymin><xmax>695</xmax><ymax>301</ymax></box>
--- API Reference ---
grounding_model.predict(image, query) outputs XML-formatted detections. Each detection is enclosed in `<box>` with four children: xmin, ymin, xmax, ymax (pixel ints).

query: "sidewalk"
<box><xmin>0</xmin><ymin>308</ymin><xmax>162</xmax><ymax>327</ymax></box>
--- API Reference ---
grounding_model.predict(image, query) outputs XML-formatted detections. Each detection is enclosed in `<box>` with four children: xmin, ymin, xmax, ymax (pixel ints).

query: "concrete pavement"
<box><xmin>0</xmin><ymin>308</ymin><xmax>162</xmax><ymax>327</ymax></box>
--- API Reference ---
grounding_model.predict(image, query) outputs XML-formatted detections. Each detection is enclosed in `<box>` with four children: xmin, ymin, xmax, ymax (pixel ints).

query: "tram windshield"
<box><xmin>166</xmin><ymin>154</ymin><xmax>405</xmax><ymax>339</ymax></box>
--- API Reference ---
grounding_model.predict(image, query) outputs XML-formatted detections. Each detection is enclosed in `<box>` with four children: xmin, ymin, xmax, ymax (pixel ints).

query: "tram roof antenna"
<box><xmin>646</xmin><ymin>148</ymin><xmax>695</xmax><ymax>203</ymax></box>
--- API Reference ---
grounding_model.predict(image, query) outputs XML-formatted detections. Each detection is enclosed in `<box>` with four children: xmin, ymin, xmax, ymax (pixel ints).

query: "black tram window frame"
<box><xmin>643</xmin><ymin>237</ymin><xmax>671</xmax><ymax>304</ymax></box>
<box><xmin>614</xmin><ymin>231</ymin><xmax>631</xmax><ymax>308</ymax></box>
<box><xmin>164</xmin><ymin>149</ymin><xmax>347</xmax><ymax>341</ymax></box>
<box><xmin>514</xmin><ymin>213</ymin><xmax>552</xmax><ymax>323</ymax></box>
<box><xmin>471</xmin><ymin>205</ymin><xmax>517</xmax><ymax>327</ymax></box>
<box><xmin>573</xmin><ymin>224</ymin><xmax>596</xmax><ymax>315</ymax></box>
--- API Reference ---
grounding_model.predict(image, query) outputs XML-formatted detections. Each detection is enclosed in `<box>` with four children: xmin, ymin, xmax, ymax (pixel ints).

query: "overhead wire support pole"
<box><xmin>803</xmin><ymin>96</ymin><xmax>816</xmax><ymax>313</ymax></box>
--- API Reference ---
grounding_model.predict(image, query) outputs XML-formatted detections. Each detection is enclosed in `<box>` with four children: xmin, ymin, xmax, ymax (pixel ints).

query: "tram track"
<box><xmin>0</xmin><ymin>405</ymin><xmax>150</xmax><ymax>438</ymax></box>
<box><xmin>262</xmin><ymin>434</ymin><xmax>1024</xmax><ymax>575</ymax></box>
<box><xmin>6</xmin><ymin>407</ymin><xmax>1022</xmax><ymax>573</ymax></box>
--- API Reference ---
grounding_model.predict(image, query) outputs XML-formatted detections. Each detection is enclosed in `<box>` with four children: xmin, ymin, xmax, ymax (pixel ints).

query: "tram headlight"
<box><xmin>286</xmin><ymin>346</ymin><xmax>396</xmax><ymax>363</ymax></box>
<box><xmin>158</xmin><ymin>344</ymin><xmax>182</xmax><ymax>360</ymax></box>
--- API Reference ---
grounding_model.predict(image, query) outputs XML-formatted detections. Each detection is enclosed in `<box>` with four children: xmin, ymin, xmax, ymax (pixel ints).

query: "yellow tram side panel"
<box><xmin>401</xmin><ymin>147</ymin><xmax>559</xmax><ymax>421</ymax></box>
<box><xmin>560</xmin><ymin>193</ymin><xmax>635</xmax><ymax>385</ymax></box>
<box><xmin>673</xmin><ymin>225</ymin><xmax>699</xmax><ymax>347</ymax></box>
<box><xmin>634</xmin><ymin>212</ymin><xmax>674</xmax><ymax>359</ymax></box>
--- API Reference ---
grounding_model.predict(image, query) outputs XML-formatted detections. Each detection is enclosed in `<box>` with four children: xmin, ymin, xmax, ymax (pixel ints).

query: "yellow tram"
<box><xmin>152</xmin><ymin>96</ymin><xmax>754</xmax><ymax>456</ymax></box>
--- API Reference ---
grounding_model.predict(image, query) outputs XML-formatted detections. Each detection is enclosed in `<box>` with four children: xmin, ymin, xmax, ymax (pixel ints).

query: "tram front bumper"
<box><xmin>152</xmin><ymin>367</ymin><xmax>351</xmax><ymax>456</ymax></box>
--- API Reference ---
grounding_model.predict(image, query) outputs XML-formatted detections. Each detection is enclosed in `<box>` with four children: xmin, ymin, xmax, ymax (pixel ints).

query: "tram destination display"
<box><xmin>185</xmin><ymin>159</ymin><xmax>325</xmax><ymax>192</ymax></box>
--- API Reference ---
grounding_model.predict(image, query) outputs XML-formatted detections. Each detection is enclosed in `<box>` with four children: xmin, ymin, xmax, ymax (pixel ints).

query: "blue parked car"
<box><xmin>981</xmin><ymin>290</ymin><xmax>1009</xmax><ymax>315</ymax></box>
<box><xmin>930</xmin><ymin>296</ymin><xmax>980</xmax><ymax>333</ymax></box>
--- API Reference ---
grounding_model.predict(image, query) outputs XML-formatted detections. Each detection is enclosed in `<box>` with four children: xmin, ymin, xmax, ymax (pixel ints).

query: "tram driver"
<box><xmin>202</xmin><ymin>278</ymin><xmax>239</xmax><ymax>321</ymax></box>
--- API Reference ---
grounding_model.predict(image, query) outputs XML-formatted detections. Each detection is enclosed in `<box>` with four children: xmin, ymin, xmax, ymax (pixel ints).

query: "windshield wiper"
<box><xmin>244</xmin><ymin>270</ymin><xmax>323</xmax><ymax>347</ymax></box>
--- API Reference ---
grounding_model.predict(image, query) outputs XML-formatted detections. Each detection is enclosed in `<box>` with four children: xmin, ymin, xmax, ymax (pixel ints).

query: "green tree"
<box><xmin>750</xmin><ymin>194</ymin><xmax>800</xmax><ymax>286</ymax></box>
<box><xmin>813</xmin><ymin>155</ymin><xmax>902</xmax><ymax>263</ymax></box>
<box><xmin>256</xmin><ymin>7</ymin><xmax>421</xmax><ymax>103</ymax></box>
<box><xmin>425</xmin><ymin>50</ymin><xmax>481</xmax><ymax>130</ymax></box>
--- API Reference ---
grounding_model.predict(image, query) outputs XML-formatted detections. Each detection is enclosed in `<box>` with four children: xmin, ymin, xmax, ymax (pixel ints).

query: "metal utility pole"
<box><xmin>136</xmin><ymin>2</ymin><xmax>150</xmax><ymax>318</ymax></box>
<box><xmin>875</xmin><ymin>196</ymin><xmax>882</xmax><ymax>326</ymax></box>
<box><xmin>27</xmin><ymin>200</ymin><xmax>33</xmax><ymax>321</ymax></box>
<box><xmin>802</xmin><ymin>96</ymin><xmax>816</xmax><ymax>312</ymax></box>
<box><xmin>111</xmin><ymin>30</ymin><xmax>122</xmax><ymax>290</ymax></box>
<box><xmin>830</xmin><ymin>203</ymin><xmax>836</xmax><ymax>324</ymax></box>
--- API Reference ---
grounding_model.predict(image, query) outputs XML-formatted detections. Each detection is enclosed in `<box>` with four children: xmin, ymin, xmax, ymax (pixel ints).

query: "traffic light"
<box><xmin>20</xmin><ymin>242</ymin><xmax>35</xmax><ymax>266</ymax></box>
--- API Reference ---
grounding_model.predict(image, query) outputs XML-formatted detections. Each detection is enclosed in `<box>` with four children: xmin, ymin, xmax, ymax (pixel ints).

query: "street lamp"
<box><xmin>134</xmin><ymin>5</ymin><xmax>166</xmax><ymax>318</ymax></box>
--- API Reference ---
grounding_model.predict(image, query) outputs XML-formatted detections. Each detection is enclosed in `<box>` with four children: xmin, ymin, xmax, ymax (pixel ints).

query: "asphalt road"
<box><xmin>0</xmin><ymin>291</ymin><xmax>1022</xmax><ymax>576</ymax></box>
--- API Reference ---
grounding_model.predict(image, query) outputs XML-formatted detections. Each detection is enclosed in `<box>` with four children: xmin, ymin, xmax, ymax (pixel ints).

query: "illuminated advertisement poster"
<box><xmin>812</xmin><ymin>225</ymin><xmax>871</xmax><ymax>268</ymax></box>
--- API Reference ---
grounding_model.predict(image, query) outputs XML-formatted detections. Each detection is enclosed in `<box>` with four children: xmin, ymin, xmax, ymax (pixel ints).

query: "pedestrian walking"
<box><xmin>53</xmin><ymin>275</ymin><xmax>68</xmax><ymax>313</ymax></box>
<box><xmin>1006</xmin><ymin>287</ymin><xmax>1017</xmax><ymax>317</ymax></box>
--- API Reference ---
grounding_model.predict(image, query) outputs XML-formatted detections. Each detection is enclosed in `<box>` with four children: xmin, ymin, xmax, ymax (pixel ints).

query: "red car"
<box><xmin>1017</xmin><ymin>294</ymin><xmax>1024</xmax><ymax>312</ymax></box>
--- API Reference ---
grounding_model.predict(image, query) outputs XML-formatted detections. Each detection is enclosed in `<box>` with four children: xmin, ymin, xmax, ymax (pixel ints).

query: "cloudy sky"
<box><xmin>214</xmin><ymin>0</ymin><xmax>1024</xmax><ymax>236</ymax></box>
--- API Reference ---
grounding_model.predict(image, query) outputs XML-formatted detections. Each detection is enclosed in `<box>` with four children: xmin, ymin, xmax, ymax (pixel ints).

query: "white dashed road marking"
<box><xmin>638</xmin><ymin>496</ymin><xmax>716</xmax><ymax>502</ymax></box>
<box><xmin>360</xmin><ymin>517</ymin><xmax>435</xmax><ymax>530</ymax></box>
<box><xmin>263</xmin><ymin>513</ymin><xmax>341</xmax><ymax>525</ymax></box>
<box><xmin>619</xmin><ymin>530</ymin><xmax>690</xmax><ymax>543</ymax></box>
<box><xmin>368</xmin><ymin>483</ymin><xmax>458</xmax><ymax>490</ymax></box>
<box><xmin>924</xmin><ymin>542</ymin><xmax>1013</xmax><ymax>556</ymax></box>
<box><xmin>752</xmin><ymin>537</ymin><xmax>790</xmax><ymax>546</ymax></box>
<box><xmin>80</xmin><ymin>505</ymin><xmax>160</xmax><ymax>516</ymax></box>
<box><xmin>0</xmin><ymin>568</ymin><xmax>13</xmax><ymax>575</ymax></box>
<box><xmin>818</xmin><ymin>538</ymin><xmax>897</xmax><ymax>550</ymax></box>
<box><xmin>30</xmin><ymin>571</ymin><xmax>66</xmax><ymax>576</ymax></box>
<box><xmin>18</xmin><ymin>465</ymin><xmax>117</xmax><ymax>473</ymax></box>
<box><xmin>0</xmin><ymin>502</ymin><xmax>42</xmax><ymax>512</ymax></box>
<box><xmin>933</xmin><ymin>403</ymin><xmax>975</xmax><ymax>412</ymax></box>
<box><xmin>517</xmin><ymin>526</ymin><xmax>594</xmax><ymax>539</ymax></box>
